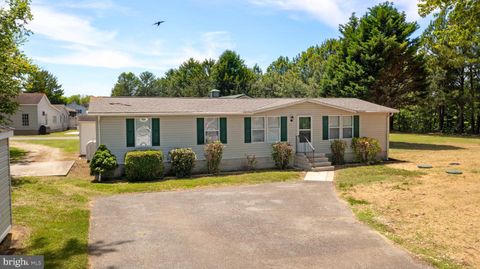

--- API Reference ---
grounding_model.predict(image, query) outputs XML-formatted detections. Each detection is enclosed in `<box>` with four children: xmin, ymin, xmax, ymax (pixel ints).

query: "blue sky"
<box><xmin>23</xmin><ymin>0</ymin><xmax>430</xmax><ymax>96</ymax></box>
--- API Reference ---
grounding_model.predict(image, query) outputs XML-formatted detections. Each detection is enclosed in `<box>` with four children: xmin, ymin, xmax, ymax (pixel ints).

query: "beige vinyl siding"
<box><xmin>7</xmin><ymin>105</ymin><xmax>38</xmax><ymax>131</ymax></box>
<box><xmin>359</xmin><ymin>112</ymin><xmax>389</xmax><ymax>155</ymax></box>
<box><xmin>99</xmin><ymin>102</ymin><xmax>390</xmax><ymax>164</ymax></box>
<box><xmin>0</xmin><ymin>138</ymin><xmax>12</xmax><ymax>242</ymax></box>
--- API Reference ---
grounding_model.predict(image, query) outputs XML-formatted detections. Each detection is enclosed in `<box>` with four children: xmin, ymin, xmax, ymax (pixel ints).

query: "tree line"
<box><xmin>110</xmin><ymin>1</ymin><xmax>479</xmax><ymax>134</ymax></box>
<box><xmin>1</xmin><ymin>0</ymin><xmax>479</xmax><ymax>134</ymax></box>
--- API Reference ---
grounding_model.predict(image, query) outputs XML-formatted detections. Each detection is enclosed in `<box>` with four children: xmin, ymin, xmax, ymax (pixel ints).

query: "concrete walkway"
<box><xmin>11</xmin><ymin>161</ymin><xmax>75</xmax><ymax>177</ymax></box>
<box><xmin>89</xmin><ymin>182</ymin><xmax>431</xmax><ymax>269</ymax></box>
<box><xmin>304</xmin><ymin>170</ymin><xmax>334</xmax><ymax>182</ymax></box>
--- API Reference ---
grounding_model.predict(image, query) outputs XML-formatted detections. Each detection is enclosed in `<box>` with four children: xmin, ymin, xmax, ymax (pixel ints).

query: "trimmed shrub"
<box><xmin>246</xmin><ymin>154</ymin><xmax>257</xmax><ymax>170</ymax></box>
<box><xmin>169</xmin><ymin>148</ymin><xmax>196</xmax><ymax>178</ymax></box>
<box><xmin>125</xmin><ymin>150</ymin><xmax>164</xmax><ymax>181</ymax></box>
<box><xmin>271</xmin><ymin>142</ymin><xmax>293</xmax><ymax>169</ymax></box>
<box><xmin>330</xmin><ymin>139</ymin><xmax>347</xmax><ymax>165</ymax></box>
<box><xmin>204</xmin><ymin>141</ymin><xmax>224</xmax><ymax>174</ymax></box>
<box><xmin>89</xmin><ymin>144</ymin><xmax>118</xmax><ymax>181</ymax></box>
<box><xmin>351</xmin><ymin>137</ymin><xmax>382</xmax><ymax>164</ymax></box>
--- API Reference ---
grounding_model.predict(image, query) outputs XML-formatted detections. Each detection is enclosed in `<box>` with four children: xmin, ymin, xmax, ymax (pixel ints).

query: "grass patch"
<box><xmin>346</xmin><ymin>196</ymin><xmax>369</xmax><ymax>205</ymax></box>
<box><xmin>14</xmin><ymin>130</ymin><xmax>78</xmax><ymax>139</ymax></box>
<box><xmin>335</xmin><ymin>165</ymin><xmax>425</xmax><ymax>191</ymax></box>
<box><xmin>11</xmin><ymin>171</ymin><xmax>301</xmax><ymax>269</ymax></box>
<box><xmin>391</xmin><ymin>133</ymin><xmax>480</xmax><ymax>145</ymax></box>
<box><xmin>20</xmin><ymin>139</ymin><xmax>79</xmax><ymax>154</ymax></box>
<box><xmin>9</xmin><ymin>147</ymin><xmax>28</xmax><ymax>163</ymax></box>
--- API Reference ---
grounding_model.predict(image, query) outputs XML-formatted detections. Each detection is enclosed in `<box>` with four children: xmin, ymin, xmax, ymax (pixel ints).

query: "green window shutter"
<box><xmin>126</xmin><ymin>118</ymin><xmax>135</xmax><ymax>147</ymax></box>
<box><xmin>322</xmin><ymin>116</ymin><xmax>329</xmax><ymax>140</ymax></box>
<box><xmin>244</xmin><ymin>117</ymin><xmax>251</xmax><ymax>143</ymax></box>
<box><xmin>152</xmin><ymin>118</ymin><xmax>160</xmax><ymax>146</ymax></box>
<box><xmin>196</xmin><ymin>118</ymin><xmax>204</xmax><ymax>145</ymax></box>
<box><xmin>280</xmin><ymin>116</ymin><xmax>288</xmax><ymax>141</ymax></box>
<box><xmin>220</xmin><ymin>117</ymin><xmax>227</xmax><ymax>144</ymax></box>
<box><xmin>353</xmin><ymin>115</ymin><xmax>360</xmax><ymax>138</ymax></box>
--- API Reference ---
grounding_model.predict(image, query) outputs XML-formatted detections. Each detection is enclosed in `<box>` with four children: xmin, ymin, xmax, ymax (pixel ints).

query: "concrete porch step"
<box><xmin>311</xmin><ymin>166</ymin><xmax>335</xmax><ymax>172</ymax></box>
<box><xmin>311</xmin><ymin>161</ymin><xmax>332</xmax><ymax>167</ymax></box>
<box><xmin>296</xmin><ymin>152</ymin><xmax>326</xmax><ymax>158</ymax></box>
<box><xmin>306</xmin><ymin>157</ymin><xmax>329</xmax><ymax>162</ymax></box>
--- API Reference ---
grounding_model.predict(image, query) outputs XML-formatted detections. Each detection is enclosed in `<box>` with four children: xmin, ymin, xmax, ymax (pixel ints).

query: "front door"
<box><xmin>297</xmin><ymin>116</ymin><xmax>312</xmax><ymax>153</ymax></box>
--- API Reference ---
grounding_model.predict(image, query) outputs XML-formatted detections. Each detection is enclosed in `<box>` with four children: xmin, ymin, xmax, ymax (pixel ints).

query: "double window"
<box><xmin>329</xmin><ymin>116</ymin><xmax>353</xmax><ymax>139</ymax></box>
<box><xmin>251</xmin><ymin>117</ymin><xmax>281</xmax><ymax>143</ymax></box>
<box><xmin>22</xmin><ymin>114</ymin><xmax>29</xmax><ymax>126</ymax></box>
<box><xmin>204</xmin><ymin>118</ymin><xmax>219</xmax><ymax>143</ymax></box>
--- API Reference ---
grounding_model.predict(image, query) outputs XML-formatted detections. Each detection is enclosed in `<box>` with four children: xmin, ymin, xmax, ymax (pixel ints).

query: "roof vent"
<box><xmin>208</xmin><ymin>89</ymin><xmax>221</xmax><ymax>98</ymax></box>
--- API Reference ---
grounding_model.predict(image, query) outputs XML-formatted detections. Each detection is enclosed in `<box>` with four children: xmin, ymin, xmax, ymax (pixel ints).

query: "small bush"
<box><xmin>330</xmin><ymin>139</ymin><xmax>347</xmax><ymax>165</ymax></box>
<box><xmin>351</xmin><ymin>137</ymin><xmax>382</xmax><ymax>164</ymax></box>
<box><xmin>204</xmin><ymin>141</ymin><xmax>224</xmax><ymax>174</ymax></box>
<box><xmin>246</xmin><ymin>154</ymin><xmax>257</xmax><ymax>170</ymax></box>
<box><xmin>169</xmin><ymin>148</ymin><xmax>196</xmax><ymax>178</ymax></box>
<box><xmin>89</xmin><ymin>144</ymin><xmax>118</xmax><ymax>180</ymax></box>
<box><xmin>271</xmin><ymin>142</ymin><xmax>293</xmax><ymax>169</ymax></box>
<box><xmin>125</xmin><ymin>150</ymin><xmax>164</xmax><ymax>181</ymax></box>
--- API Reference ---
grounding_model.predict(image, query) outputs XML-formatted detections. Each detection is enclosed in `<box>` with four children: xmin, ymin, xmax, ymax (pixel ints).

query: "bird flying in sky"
<box><xmin>153</xmin><ymin>21</ymin><xmax>165</xmax><ymax>26</ymax></box>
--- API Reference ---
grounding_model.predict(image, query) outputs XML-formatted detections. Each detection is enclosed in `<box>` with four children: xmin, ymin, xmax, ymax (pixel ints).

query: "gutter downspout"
<box><xmin>386</xmin><ymin>113</ymin><xmax>393</xmax><ymax>160</ymax></box>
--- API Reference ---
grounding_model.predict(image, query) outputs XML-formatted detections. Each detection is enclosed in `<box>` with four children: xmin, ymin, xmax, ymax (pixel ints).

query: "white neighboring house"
<box><xmin>0</xmin><ymin>127</ymin><xmax>13</xmax><ymax>243</ymax></box>
<box><xmin>7</xmin><ymin>93</ymin><xmax>69</xmax><ymax>135</ymax></box>
<box><xmin>54</xmin><ymin>105</ymin><xmax>78</xmax><ymax>129</ymax></box>
<box><xmin>87</xmin><ymin>96</ymin><xmax>398</xmax><ymax>175</ymax></box>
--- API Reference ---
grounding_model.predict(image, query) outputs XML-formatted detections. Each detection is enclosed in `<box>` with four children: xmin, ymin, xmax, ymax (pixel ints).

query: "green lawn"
<box><xmin>21</xmin><ymin>139</ymin><xmax>79</xmax><ymax>154</ymax></box>
<box><xmin>14</xmin><ymin>130</ymin><xmax>78</xmax><ymax>139</ymax></box>
<box><xmin>390</xmin><ymin>132</ymin><xmax>480</xmax><ymax>145</ymax></box>
<box><xmin>12</xmin><ymin>171</ymin><xmax>301</xmax><ymax>269</ymax></box>
<box><xmin>9</xmin><ymin>147</ymin><xmax>28</xmax><ymax>163</ymax></box>
<box><xmin>335</xmin><ymin>165</ymin><xmax>425</xmax><ymax>191</ymax></box>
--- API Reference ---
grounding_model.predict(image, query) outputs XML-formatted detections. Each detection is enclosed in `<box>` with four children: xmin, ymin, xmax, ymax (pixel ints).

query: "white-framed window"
<box><xmin>53</xmin><ymin>115</ymin><xmax>57</xmax><ymax>124</ymax></box>
<box><xmin>267</xmin><ymin>117</ymin><xmax>280</xmax><ymax>142</ymax></box>
<box><xmin>135</xmin><ymin>118</ymin><xmax>152</xmax><ymax>147</ymax></box>
<box><xmin>22</xmin><ymin>114</ymin><xmax>29</xmax><ymax>126</ymax></box>
<box><xmin>329</xmin><ymin>116</ymin><xmax>340</xmax><ymax>139</ymax></box>
<box><xmin>342</xmin><ymin>116</ymin><xmax>353</xmax><ymax>138</ymax></box>
<box><xmin>204</xmin><ymin>117</ymin><xmax>219</xmax><ymax>143</ymax></box>
<box><xmin>252</xmin><ymin>117</ymin><xmax>265</xmax><ymax>142</ymax></box>
<box><xmin>329</xmin><ymin>116</ymin><xmax>353</xmax><ymax>139</ymax></box>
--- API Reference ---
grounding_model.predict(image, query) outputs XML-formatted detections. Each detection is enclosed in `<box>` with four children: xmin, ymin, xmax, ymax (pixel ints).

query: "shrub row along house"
<box><xmin>7</xmin><ymin>93</ymin><xmax>78</xmax><ymax>135</ymax></box>
<box><xmin>87</xmin><ymin>96</ymin><xmax>397</xmax><ymax>175</ymax></box>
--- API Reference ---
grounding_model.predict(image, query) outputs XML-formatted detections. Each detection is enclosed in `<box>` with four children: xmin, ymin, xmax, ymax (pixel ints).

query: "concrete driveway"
<box><xmin>89</xmin><ymin>182</ymin><xmax>431</xmax><ymax>269</ymax></box>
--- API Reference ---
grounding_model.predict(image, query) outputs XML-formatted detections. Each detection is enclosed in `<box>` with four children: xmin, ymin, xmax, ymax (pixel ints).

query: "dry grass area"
<box><xmin>336</xmin><ymin>133</ymin><xmax>480</xmax><ymax>269</ymax></box>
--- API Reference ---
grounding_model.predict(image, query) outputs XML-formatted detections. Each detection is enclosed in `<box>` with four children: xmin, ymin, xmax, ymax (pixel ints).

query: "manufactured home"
<box><xmin>87</xmin><ymin>97</ymin><xmax>398</xmax><ymax>174</ymax></box>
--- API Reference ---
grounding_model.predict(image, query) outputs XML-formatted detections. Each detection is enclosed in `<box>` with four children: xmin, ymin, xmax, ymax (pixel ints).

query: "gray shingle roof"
<box><xmin>16</xmin><ymin>93</ymin><xmax>45</xmax><ymax>104</ymax></box>
<box><xmin>88</xmin><ymin>97</ymin><xmax>398</xmax><ymax>115</ymax></box>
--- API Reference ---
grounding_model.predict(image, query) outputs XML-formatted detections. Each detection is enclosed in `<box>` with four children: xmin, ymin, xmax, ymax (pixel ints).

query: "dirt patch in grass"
<box><xmin>10</xmin><ymin>141</ymin><xmax>76</xmax><ymax>162</ymax></box>
<box><xmin>336</xmin><ymin>133</ymin><xmax>480</xmax><ymax>268</ymax></box>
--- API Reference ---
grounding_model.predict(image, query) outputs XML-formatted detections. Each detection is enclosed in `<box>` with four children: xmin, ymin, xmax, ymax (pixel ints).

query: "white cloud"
<box><xmin>30</xmin><ymin>4</ymin><xmax>116</xmax><ymax>47</ymax></box>
<box><xmin>180</xmin><ymin>31</ymin><xmax>236</xmax><ymax>63</ymax></box>
<box><xmin>29</xmin><ymin>4</ymin><xmax>236</xmax><ymax>71</ymax></box>
<box><xmin>248</xmin><ymin>0</ymin><xmax>421</xmax><ymax>28</ymax></box>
